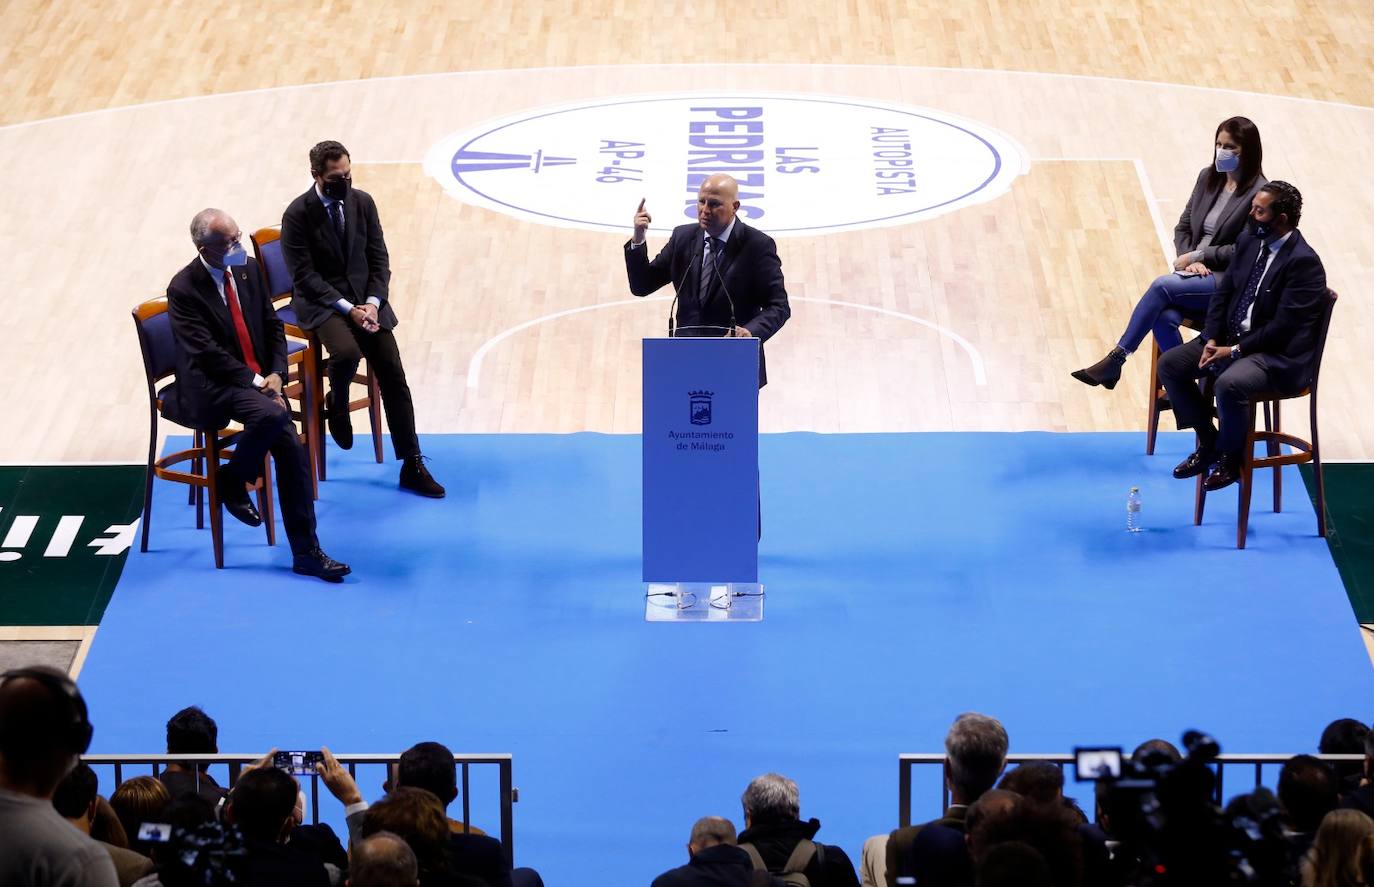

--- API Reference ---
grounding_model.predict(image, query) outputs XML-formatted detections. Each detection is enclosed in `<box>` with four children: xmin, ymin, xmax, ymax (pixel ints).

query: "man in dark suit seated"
<box><xmin>624</xmin><ymin>174</ymin><xmax>791</xmax><ymax>388</ymax></box>
<box><xmin>166</xmin><ymin>209</ymin><xmax>348</xmax><ymax>582</ymax></box>
<box><xmin>1159</xmin><ymin>181</ymin><xmax>1327</xmax><ymax>491</ymax></box>
<box><xmin>280</xmin><ymin>140</ymin><xmax>444</xmax><ymax>498</ymax></box>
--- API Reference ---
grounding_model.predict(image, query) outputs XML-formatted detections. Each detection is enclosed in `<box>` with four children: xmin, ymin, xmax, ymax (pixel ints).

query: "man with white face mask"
<box><xmin>165</xmin><ymin>208</ymin><xmax>350</xmax><ymax>581</ymax></box>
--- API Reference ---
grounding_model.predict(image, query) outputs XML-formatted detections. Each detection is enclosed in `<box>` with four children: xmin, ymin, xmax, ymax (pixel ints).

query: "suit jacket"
<box><xmin>1202</xmin><ymin>228</ymin><xmax>1327</xmax><ymax>388</ymax></box>
<box><xmin>165</xmin><ymin>257</ymin><xmax>288</xmax><ymax>429</ymax></box>
<box><xmin>624</xmin><ymin>220</ymin><xmax>791</xmax><ymax>387</ymax></box>
<box><xmin>281</xmin><ymin>185</ymin><xmax>397</xmax><ymax>331</ymax></box>
<box><xmin>1173</xmin><ymin>167</ymin><xmax>1268</xmax><ymax>270</ymax></box>
<box><xmin>885</xmin><ymin>806</ymin><xmax>966</xmax><ymax>887</ymax></box>
<box><xmin>238</xmin><ymin>837</ymin><xmax>329</xmax><ymax>887</ymax></box>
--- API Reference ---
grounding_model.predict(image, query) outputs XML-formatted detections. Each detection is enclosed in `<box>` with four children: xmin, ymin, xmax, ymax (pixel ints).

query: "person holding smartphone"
<box><xmin>1072</xmin><ymin>117</ymin><xmax>1267</xmax><ymax>389</ymax></box>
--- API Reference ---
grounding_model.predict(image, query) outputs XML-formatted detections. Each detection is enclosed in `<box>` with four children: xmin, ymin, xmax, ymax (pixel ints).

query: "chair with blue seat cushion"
<box><xmin>251</xmin><ymin>226</ymin><xmax>383</xmax><ymax>481</ymax></box>
<box><xmin>132</xmin><ymin>297</ymin><xmax>276</xmax><ymax>568</ymax></box>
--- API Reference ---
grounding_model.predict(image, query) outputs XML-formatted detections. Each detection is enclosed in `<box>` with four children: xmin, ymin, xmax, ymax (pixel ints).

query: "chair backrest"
<box><xmin>250</xmin><ymin>227</ymin><xmax>292</xmax><ymax>301</ymax></box>
<box><xmin>1307</xmin><ymin>288</ymin><xmax>1339</xmax><ymax>391</ymax></box>
<box><xmin>131</xmin><ymin>297</ymin><xmax>177</xmax><ymax>384</ymax></box>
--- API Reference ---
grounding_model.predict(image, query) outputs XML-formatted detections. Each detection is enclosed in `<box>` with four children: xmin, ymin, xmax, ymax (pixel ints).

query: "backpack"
<box><xmin>738</xmin><ymin>839</ymin><xmax>824</xmax><ymax>887</ymax></box>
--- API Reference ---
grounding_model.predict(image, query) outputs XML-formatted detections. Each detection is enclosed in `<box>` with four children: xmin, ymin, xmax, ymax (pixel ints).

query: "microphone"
<box><xmin>667</xmin><ymin>234</ymin><xmax>703</xmax><ymax>338</ymax></box>
<box><xmin>707</xmin><ymin>237</ymin><xmax>739</xmax><ymax>335</ymax></box>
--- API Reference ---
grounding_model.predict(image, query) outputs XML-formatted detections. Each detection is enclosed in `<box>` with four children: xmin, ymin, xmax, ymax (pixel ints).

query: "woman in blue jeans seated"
<box><xmin>1072</xmin><ymin>117</ymin><xmax>1267</xmax><ymax>389</ymax></box>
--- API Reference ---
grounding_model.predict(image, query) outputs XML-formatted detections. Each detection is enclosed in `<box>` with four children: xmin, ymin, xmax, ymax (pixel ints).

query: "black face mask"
<box><xmin>321</xmin><ymin>176</ymin><xmax>351</xmax><ymax>201</ymax></box>
<box><xmin>1247</xmin><ymin>216</ymin><xmax>1273</xmax><ymax>239</ymax></box>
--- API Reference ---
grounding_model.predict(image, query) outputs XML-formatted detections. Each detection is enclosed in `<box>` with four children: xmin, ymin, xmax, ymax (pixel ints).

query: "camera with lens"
<box><xmin>1080</xmin><ymin>731</ymin><xmax>1293</xmax><ymax>886</ymax></box>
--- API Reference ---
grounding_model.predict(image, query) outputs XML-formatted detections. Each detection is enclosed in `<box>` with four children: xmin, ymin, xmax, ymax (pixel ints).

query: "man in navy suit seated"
<box><xmin>1159</xmin><ymin>181</ymin><xmax>1327</xmax><ymax>492</ymax></box>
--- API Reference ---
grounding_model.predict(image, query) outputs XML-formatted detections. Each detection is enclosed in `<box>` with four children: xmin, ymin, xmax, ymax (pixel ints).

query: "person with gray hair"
<box><xmin>734</xmin><ymin>774</ymin><xmax>859</xmax><ymax>887</ymax></box>
<box><xmin>650</xmin><ymin>816</ymin><xmax>779</xmax><ymax>887</ymax></box>
<box><xmin>859</xmin><ymin>712</ymin><xmax>1009</xmax><ymax>887</ymax></box>
<box><xmin>165</xmin><ymin>208</ymin><xmax>349</xmax><ymax>581</ymax></box>
<box><xmin>347</xmin><ymin>832</ymin><xmax>419</xmax><ymax>887</ymax></box>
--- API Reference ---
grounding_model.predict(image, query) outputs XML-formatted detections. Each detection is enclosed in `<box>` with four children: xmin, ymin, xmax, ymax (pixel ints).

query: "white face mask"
<box><xmin>1215</xmin><ymin>147</ymin><xmax>1240</xmax><ymax>173</ymax></box>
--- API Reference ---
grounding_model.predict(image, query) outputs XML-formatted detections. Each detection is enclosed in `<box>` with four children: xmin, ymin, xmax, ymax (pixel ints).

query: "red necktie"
<box><xmin>223</xmin><ymin>270</ymin><xmax>262</xmax><ymax>375</ymax></box>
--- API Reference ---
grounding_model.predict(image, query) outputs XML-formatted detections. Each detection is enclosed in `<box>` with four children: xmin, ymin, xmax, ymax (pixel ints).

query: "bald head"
<box><xmin>696</xmin><ymin>174</ymin><xmax>740</xmax><ymax>236</ymax></box>
<box><xmin>688</xmin><ymin>816</ymin><xmax>737</xmax><ymax>855</ymax></box>
<box><xmin>0</xmin><ymin>667</ymin><xmax>86</xmax><ymax>796</ymax></box>
<box><xmin>348</xmin><ymin>831</ymin><xmax>419</xmax><ymax>887</ymax></box>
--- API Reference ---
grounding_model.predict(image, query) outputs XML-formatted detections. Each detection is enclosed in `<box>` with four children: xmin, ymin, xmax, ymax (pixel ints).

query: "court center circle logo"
<box><xmin>423</xmin><ymin>92</ymin><xmax>1027</xmax><ymax>237</ymax></box>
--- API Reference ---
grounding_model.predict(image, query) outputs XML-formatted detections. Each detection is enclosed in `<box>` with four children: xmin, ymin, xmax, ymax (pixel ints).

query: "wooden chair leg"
<box><xmin>313</xmin><ymin>341</ymin><xmax>329</xmax><ymax>482</ymax></box>
<box><xmin>1312</xmin><ymin>396</ymin><xmax>1327</xmax><ymax>537</ymax></box>
<box><xmin>1146</xmin><ymin>340</ymin><xmax>1162</xmax><ymax>455</ymax></box>
<box><xmin>141</xmin><ymin>408</ymin><xmax>157</xmax><ymax>553</ymax></box>
<box><xmin>1271</xmin><ymin>400</ymin><xmax>1283</xmax><ymax>513</ymax></box>
<box><xmin>195</xmin><ymin>430</ymin><xmax>206</xmax><ymax>530</ymax></box>
<box><xmin>259</xmin><ymin>456</ymin><xmax>276</xmax><ymax>547</ymax></box>
<box><xmin>367</xmin><ymin>366</ymin><xmax>384</xmax><ymax>464</ymax></box>
<box><xmin>1194</xmin><ymin>473</ymin><xmax>1206</xmax><ymax>526</ymax></box>
<box><xmin>189</xmin><ymin>429</ymin><xmax>200</xmax><ymax>506</ymax></box>
<box><xmin>1237</xmin><ymin>450</ymin><xmax>1255</xmax><ymax>550</ymax></box>
<box><xmin>302</xmin><ymin>349</ymin><xmax>319</xmax><ymax>500</ymax></box>
<box><xmin>207</xmin><ymin>436</ymin><xmax>225</xmax><ymax>569</ymax></box>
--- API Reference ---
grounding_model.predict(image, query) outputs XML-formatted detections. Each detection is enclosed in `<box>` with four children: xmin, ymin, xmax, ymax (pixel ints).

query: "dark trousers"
<box><xmin>213</xmin><ymin>387</ymin><xmax>318</xmax><ymax>555</ymax></box>
<box><xmin>315</xmin><ymin>313</ymin><xmax>420</xmax><ymax>460</ymax></box>
<box><xmin>1158</xmin><ymin>337</ymin><xmax>1279</xmax><ymax>455</ymax></box>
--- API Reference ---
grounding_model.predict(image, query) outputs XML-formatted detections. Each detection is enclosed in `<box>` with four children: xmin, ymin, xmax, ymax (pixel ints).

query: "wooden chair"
<box><xmin>1145</xmin><ymin>314</ymin><xmax>1206</xmax><ymax>455</ymax></box>
<box><xmin>250</xmin><ymin>227</ymin><xmax>384</xmax><ymax>482</ymax></box>
<box><xmin>1194</xmin><ymin>288</ymin><xmax>1338</xmax><ymax>548</ymax></box>
<box><xmin>132</xmin><ymin>297</ymin><xmax>276</xmax><ymax>568</ymax></box>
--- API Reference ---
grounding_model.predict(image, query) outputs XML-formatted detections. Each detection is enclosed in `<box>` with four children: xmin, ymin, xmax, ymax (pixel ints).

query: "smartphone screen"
<box><xmin>273</xmin><ymin>750</ymin><xmax>323</xmax><ymax>776</ymax></box>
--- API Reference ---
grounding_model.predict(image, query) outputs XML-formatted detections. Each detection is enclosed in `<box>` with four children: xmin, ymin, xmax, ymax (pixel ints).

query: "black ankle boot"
<box><xmin>1071</xmin><ymin>347</ymin><xmax>1128</xmax><ymax>390</ymax></box>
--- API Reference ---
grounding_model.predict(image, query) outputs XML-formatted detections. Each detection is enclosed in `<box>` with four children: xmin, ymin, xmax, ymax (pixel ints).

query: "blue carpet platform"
<box><xmin>79</xmin><ymin>432</ymin><xmax>1373</xmax><ymax>886</ymax></box>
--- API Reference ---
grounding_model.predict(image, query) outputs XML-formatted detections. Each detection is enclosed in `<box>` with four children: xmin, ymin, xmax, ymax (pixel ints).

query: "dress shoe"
<box><xmin>1203</xmin><ymin>453</ymin><xmax>1243</xmax><ymax>491</ymax></box>
<box><xmin>215</xmin><ymin>467</ymin><xmax>262</xmax><ymax>527</ymax></box>
<box><xmin>292</xmin><ymin>546</ymin><xmax>351</xmax><ymax>582</ymax></box>
<box><xmin>325</xmin><ymin>391</ymin><xmax>354</xmax><ymax>450</ymax></box>
<box><xmin>399</xmin><ymin>455</ymin><xmax>445</xmax><ymax>498</ymax></box>
<box><xmin>1071</xmin><ymin>347</ymin><xmax>1127</xmax><ymax>390</ymax></box>
<box><xmin>1172</xmin><ymin>446</ymin><xmax>1217</xmax><ymax>480</ymax></box>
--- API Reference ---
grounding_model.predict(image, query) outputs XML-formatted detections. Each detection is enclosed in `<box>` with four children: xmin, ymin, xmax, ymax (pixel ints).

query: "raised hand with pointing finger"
<box><xmin>632</xmin><ymin>198</ymin><xmax>651</xmax><ymax>245</ymax></box>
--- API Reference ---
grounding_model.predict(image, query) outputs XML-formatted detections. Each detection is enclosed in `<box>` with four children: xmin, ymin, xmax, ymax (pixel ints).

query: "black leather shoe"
<box><xmin>1071</xmin><ymin>347</ymin><xmax>1127</xmax><ymax>390</ymax></box>
<box><xmin>292</xmin><ymin>546</ymin><xmax>351</xmax><ymax>582</ymax></box>
<box><xmin>399</xmin><ymin>455</ymin><xmax>445</xmax><ymax>498</ymax></box>
<box><xmin>1203</xmin><ymin>453</ymin><xmax>1243</xmax><ymax>491</ymax></box>
<box><xmin>325</xmin><ymin>391</ymin><xmax>354</xmax><ymax>450</ymax></box>
<box><xmin>1173</xmin><ymin>446</ymin><xmax>1217</xmax><ymax>480</ymax></box>
<box><xmin>215</xmin><ymin>467</ymin><xmax>262</xmax><ymax>527</ymax></box>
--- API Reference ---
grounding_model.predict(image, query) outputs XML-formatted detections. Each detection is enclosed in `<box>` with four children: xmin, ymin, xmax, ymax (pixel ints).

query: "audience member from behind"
<box><xmin>359</xmin><ymin>786</ymin><xmax>486</xmax><ymax>887</ymax></box>
<box><xmin>110</xmin><ymin>776</ymin><xmax>172</xmax><ymax>856</ymax></box>
<box><xmin>867</xmin><ymin>712</ymin><xmax>1008</xmax><ymax>887</ymax></box>
<box><xmin>224</xmin><ymin>766</ymin><xmax>328</xmax><ymax>887</ymax></box>
<box><xmin>1342</xmin><ymin>727</ymin><xmax>1374</xmax><ymax>819</ymax></box>
<box><xmin>159</xmin><ymin>706</ymin><xmax>228</xmax><ymax>807</ymax></box>
<box><xmin>652</xmin><ymin>815</ymin><xmax>781</xmax><ymax>887</ymax></box>
<box><xmin>55</xmin><ymin>762</ymin><xmax>156</xmax><ymax>886</ymax></box>
<box><xmin>736</xmin><ymin>772</ymin><xmax>859</xmax><ymax>887</ymax></box>
<box><xmin>350</xmin><ymin>831</ymin><xmax>421</xmax><ymax>887</ymax></box>
<box><xmin>0</xmin><ymin>666</ymin><xmax>118</xmax><ymax>886</ymax></box>
<box><xmin>1319</xmin><ymin>718</ymin><xmax>1369</xmax><ymax>800</ymax></box>
<box><xmin>1281</xmin><ymin>755</ymin><xmax>1340</xmax><ymax>860</ymax></box>
<box><xmin>1300</xmin><ymin>808</ymin><xmax>1374</xmax><ymax>887</ymax></box>
<box><xmin>976</xmin><ymin>841</ymin><xmax>1052</xmax><ymax>887</ymax></box>
<box><xmin>968</xmin><ymin>797</ymin><xmax>1085</xmax><ymax>887</ymax></box>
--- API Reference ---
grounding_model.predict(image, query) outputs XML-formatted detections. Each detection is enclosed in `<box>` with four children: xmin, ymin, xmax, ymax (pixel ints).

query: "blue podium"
<box><xmin>642</xmin><ymin>337</ymin><xmax>763</xmax><ymax>621</ymax></box>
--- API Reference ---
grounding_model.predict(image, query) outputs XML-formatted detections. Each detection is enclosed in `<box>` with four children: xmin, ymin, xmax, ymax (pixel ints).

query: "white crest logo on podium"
<box><xmin>423</xmin><ymin>92</ymin><xmax>1027</xmax><ymax>236</ymax></box>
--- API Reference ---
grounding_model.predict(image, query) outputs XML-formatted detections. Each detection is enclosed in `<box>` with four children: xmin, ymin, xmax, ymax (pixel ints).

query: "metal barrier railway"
<box><xmin>83</xmin><ymin>753</ymin><xmax>516</xmax><ymax>864</ymax></box>
<box><xmin>898</xmin><ymin>753</ymin><xmax>1364</xmax><ymax>827</ymax></box>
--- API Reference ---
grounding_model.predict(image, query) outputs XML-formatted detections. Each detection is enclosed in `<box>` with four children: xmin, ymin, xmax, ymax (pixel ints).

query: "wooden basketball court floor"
<box><xmin>2</xmin><ymin>2</ymin><xmax>1373</xmax><ymax>661</ymax></box>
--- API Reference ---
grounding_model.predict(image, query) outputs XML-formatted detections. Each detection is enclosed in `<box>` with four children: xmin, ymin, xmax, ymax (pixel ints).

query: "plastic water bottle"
<box><xmin>1126</xmin><ymin>487</ymin><xmax>1142</xmax><ymax>533</ymax></box>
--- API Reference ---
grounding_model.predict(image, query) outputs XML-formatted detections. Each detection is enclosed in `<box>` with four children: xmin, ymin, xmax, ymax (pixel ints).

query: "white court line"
<box><xmin>2</xmin><ymin>62</ymin><xmax>1370</xmax><ymax>134</ymax></box>
<box><xmin>465</xmin><ymin>295</ymin><xmax>987</xmax><ymax>390</ymax></box>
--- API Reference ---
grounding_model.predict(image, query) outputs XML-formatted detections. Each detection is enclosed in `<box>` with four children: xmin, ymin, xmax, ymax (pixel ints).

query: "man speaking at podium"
<box><xmin>624</xmin><ymin>174</ymin><xmax>791</xmax><ymax>387</ymax></box>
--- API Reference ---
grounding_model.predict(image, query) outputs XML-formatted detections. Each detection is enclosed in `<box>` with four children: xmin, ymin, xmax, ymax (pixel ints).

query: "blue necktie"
<box><xmin>1229</xmin><ymin>241</ymin><xmax>1270</xmax><ymax>339</ymax></box>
